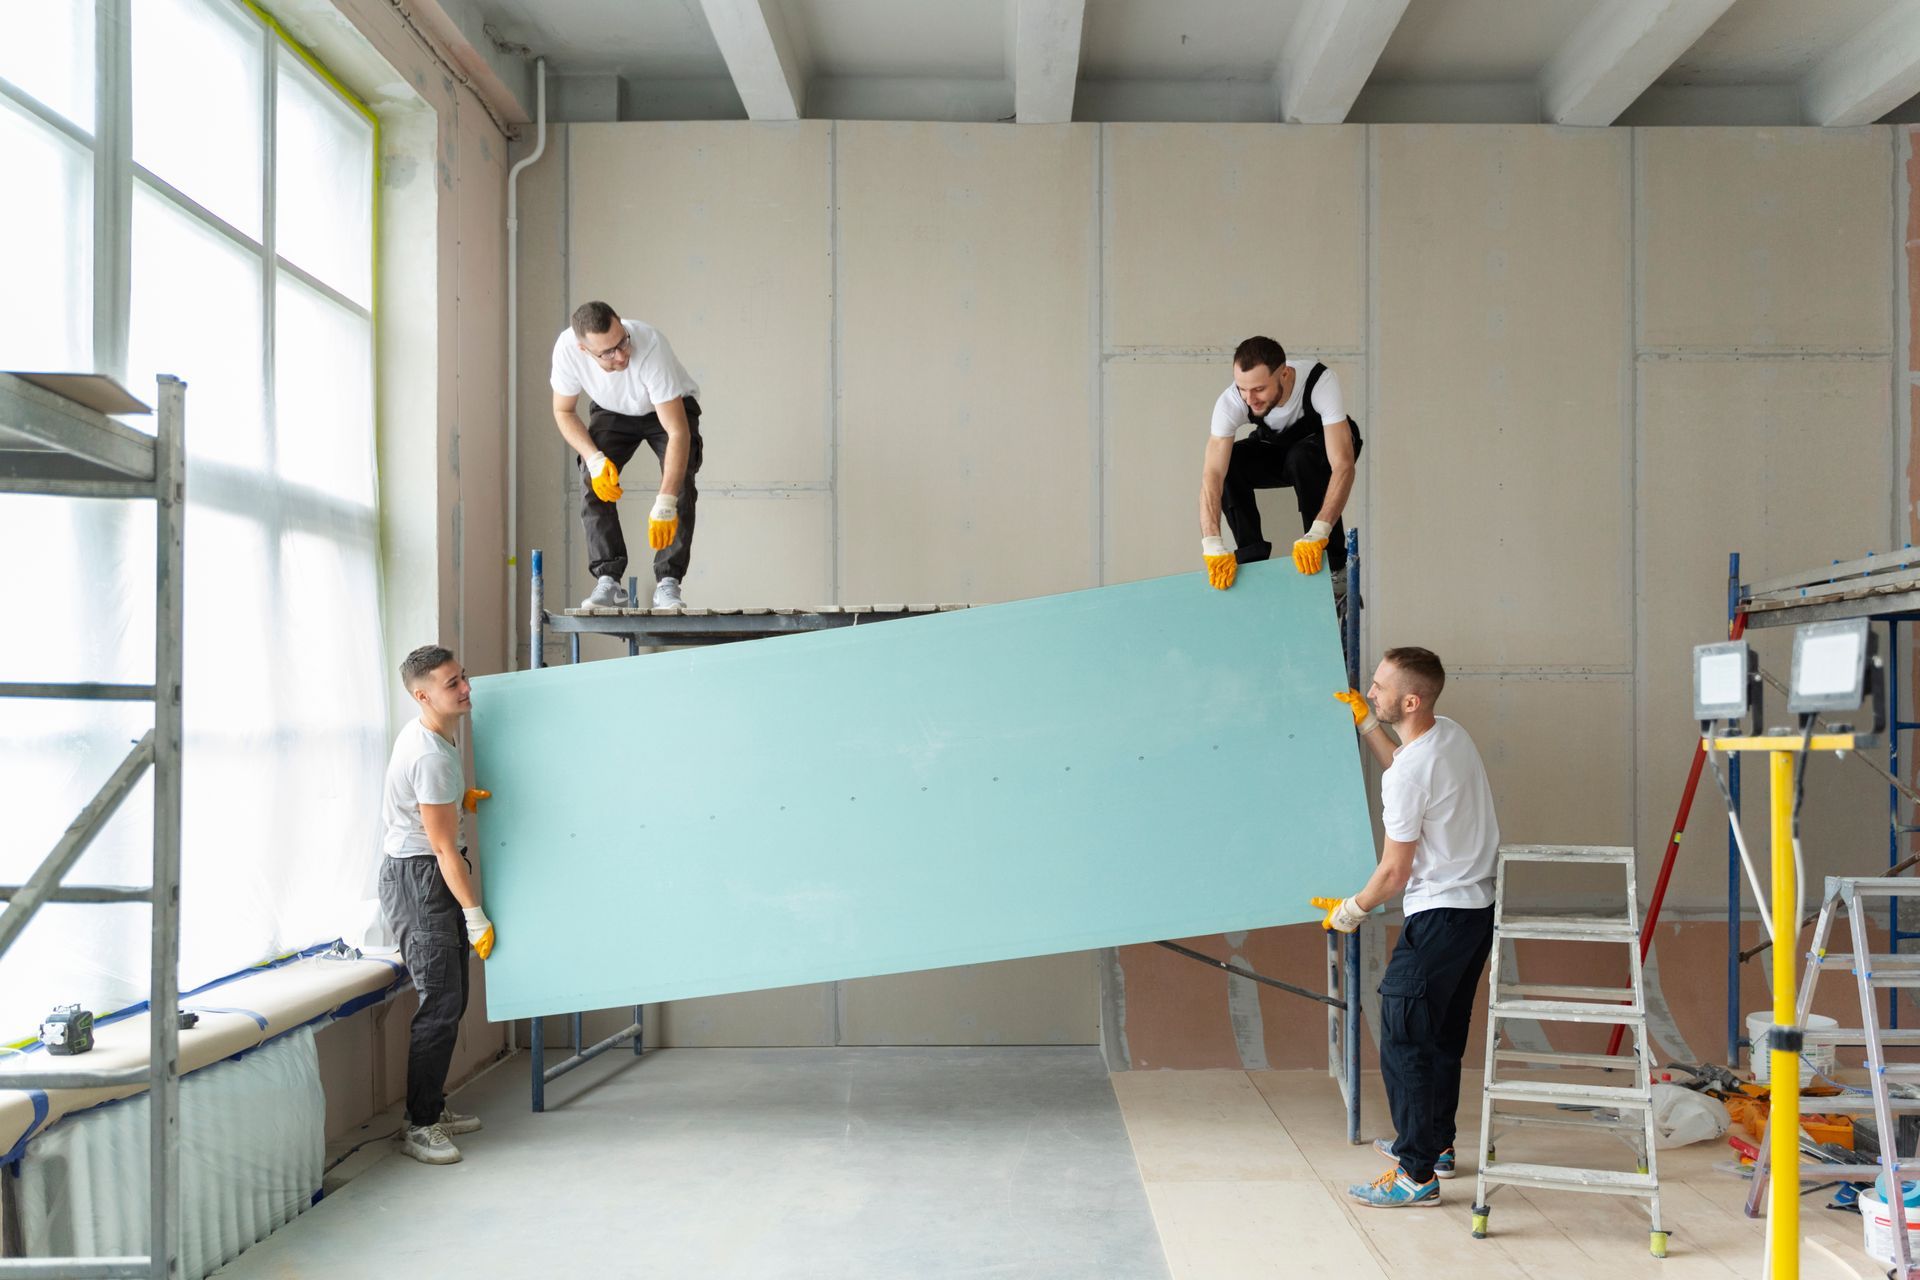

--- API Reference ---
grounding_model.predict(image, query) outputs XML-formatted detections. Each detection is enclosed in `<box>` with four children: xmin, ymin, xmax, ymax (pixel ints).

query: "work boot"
<box><xmin>397</xmin><ymin>1122</ymin><xmax>461</xmax><ymax>1165</ymax></box>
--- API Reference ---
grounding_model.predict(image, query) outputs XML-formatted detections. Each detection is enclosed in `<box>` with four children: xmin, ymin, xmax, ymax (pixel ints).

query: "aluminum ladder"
<box><xmin>1470</xmin><ymin>844</ymin><xmax>1667</xmax><ymax>1258</ymax></box>
<box><xmin>1743</xmin><ymin>876</ymin><xmax>1920</xmax><ymax>1280</ymax></box>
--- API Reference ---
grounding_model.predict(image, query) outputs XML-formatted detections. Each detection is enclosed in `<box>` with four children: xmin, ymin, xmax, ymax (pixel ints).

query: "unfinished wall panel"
<box><xmin>657</xmin><ymin>986</ymin><xmax>837</xmax><ymax>1047</ymax></box>
<box><xmin>1639</xmin><ymin>129</ymin><xmax>1893</xmax><ymax>353</ymax></box>
<box><xmin>1372</xmin><ymin>125</ymin><xmax>1632</xmax><ymax>670</ymax></box>
<box><xmin>836</xmin><ymin>122</ymin><xmax>1098</xmax><ymax>603</ymax></box>
<box><xmin>1637</xmin><ymin>358</ymin><xmax>1893</xmax><ymax>910</ymax></box>
<box><xmin>568</xmin><ymin>122</ymin><xmax>833</xmax><ymax>485</ymax></box>
<box><xmin>839</xmin><ymin>955</ymin><xmax>1100</xmax><ymax>1045</ymax></box>
<box><xmin>1103</xmin><ymin>125</ymin><xmax>1366</xmax><ymax>352</ymax></box>
<box><xmin>1103</xmin><ymin>358</ymin><xmax>1369</xmax><ymax>586</ymax></box>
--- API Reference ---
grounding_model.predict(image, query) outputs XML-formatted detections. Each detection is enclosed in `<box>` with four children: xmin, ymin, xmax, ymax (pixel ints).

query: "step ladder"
<box><xmin>1470</xmin><ymin>844</ymin><xmax>1667</xmax><ymax>1258</ymax></box>
<box><xmin>1743</xmin><ymin>876</ymin><xmax>1920</xmax><ymax>1280</ymax></box>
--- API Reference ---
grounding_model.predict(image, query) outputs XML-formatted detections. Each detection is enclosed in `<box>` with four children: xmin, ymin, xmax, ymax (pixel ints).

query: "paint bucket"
<box><xmin>1746</xmin><ymin>1011</ymin><xmax>1838</xmax><ymax>1084</ymax></box>
<box><xmin>1860</xmin><ymin>1183</ymin><xmax>1920</xmax><ymax>1265</ymax></box>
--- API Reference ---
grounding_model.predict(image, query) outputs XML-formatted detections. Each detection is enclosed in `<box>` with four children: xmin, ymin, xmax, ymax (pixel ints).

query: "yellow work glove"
<box><xmin>648</xmin><ymin>493</ymin><xmax>679</xmax><ymax>551</ymax></box>
<box><xmin>585</xmin><ymin>451</ymin><xmax>622</xmax><ymax>503</ymax></box>
<box><xmin>1201</xmin><ymin>536</ymin><xmax>1237</xmax><ymax>591</ymax></box>
<box><xmin>1310</xmin><ymin>895</ymin><xmax>1368</xmax><ymax>933</ymax></box>
<box><xmin>462</xmin><ymin>905</ymin><xmax>495</xmax><ymax>960</ymax></box>
<box><xmin>1293</xmin><ymin>519</ymin><xmax>1333</xmax><ymax>575</ymax></box>
<box><xmin>462</xmin><ymin>788</ymin><xmax>490</xmax><ymax>814</ymax></box>
<box><xmin>1333</xmin><ymin>689</ymin><xmax>1378</xmax><ymax>736</ymax></box>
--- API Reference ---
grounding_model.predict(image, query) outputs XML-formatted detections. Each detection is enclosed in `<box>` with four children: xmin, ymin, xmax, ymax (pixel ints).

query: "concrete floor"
<box><xmin>214</xmin><ymin>1046</ymin><xmax>1171</xmax><ymax>1279</ymax></box>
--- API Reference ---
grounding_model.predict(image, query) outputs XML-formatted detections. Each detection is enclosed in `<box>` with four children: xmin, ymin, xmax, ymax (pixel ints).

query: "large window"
<box><xmin>0</xmin><ymin>0</ymin><xmax>385</xmax><ymax>1039</ymax></box>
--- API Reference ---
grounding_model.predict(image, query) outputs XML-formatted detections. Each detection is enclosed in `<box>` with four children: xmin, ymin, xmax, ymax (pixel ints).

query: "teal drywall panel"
<box><xmin>471</xmin><ymin>563</ymin><xmax>1375</xmax><ymax>1020</ymax></box>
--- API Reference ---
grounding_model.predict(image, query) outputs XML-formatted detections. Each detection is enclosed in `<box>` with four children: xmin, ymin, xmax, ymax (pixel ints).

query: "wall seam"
<box><xmin>829</xmin><ymin>120</ymin><xmax>843</xmax><ymax>607</ymax></box>
<box><xmin>1091</xmin><ymin>123</ymin><xmax>1105</xmax><ymax>586</ymax></box>
<box><xmin>1626</xmin><ymin>126</ymin><xmax>1642</xmax><ymax>883</ymax></box>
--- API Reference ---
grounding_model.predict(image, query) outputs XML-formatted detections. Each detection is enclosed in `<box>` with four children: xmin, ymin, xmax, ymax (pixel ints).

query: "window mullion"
<box><xmin>262</xmin><ymin>31</ymin><xmax>278</xmax><ymax>471</ymax></box>
<box><xmin>92</xmin><ymin>0</ymin><xmax>132</xmax><ymax>380</ymax></box>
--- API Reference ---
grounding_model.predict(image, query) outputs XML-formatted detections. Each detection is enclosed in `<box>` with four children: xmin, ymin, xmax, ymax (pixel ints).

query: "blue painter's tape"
<box><xmin>1</xmin><ymin>1091</ymin><xmax>51</xmax><ymax>1167</ymax></box>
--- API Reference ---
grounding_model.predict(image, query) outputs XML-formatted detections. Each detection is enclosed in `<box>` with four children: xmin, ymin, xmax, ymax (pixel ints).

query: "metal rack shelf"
<box><xmin>0</xmin><ymin>370</ymin><xmax>185</xmax><ymax>1280</ymax></box>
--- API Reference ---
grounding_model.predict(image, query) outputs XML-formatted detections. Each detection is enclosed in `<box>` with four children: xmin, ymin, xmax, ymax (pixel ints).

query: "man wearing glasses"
<box><xmin>1197</xmin><ymin>335</ymin><xmax>1361</xmax><ymax>619</ymax></box>
<box><xmin>550</xmin><ymin>300</ymin><xmax>704</xmax><ymax>608</ymax></box>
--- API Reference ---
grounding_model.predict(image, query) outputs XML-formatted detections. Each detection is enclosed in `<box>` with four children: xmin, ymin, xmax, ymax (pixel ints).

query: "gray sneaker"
<box><xmin>652</xmin><ymin>576</ymin><xmax>684</xmax><ymax>608</ymax></box>
<box><xmin>581</xmin><ymin>575</ymin><xmax>628</xmax><ymax>609</ymax></box>
<box><xmin>397</xmin><ymin>1122</ymin><xmax>461</xmax><ymax>1165</ymax></box>
<box><xmin>437</xmin><ymin>1106</ymin><xmax>482</xmax><ymax>1136</ymax></box>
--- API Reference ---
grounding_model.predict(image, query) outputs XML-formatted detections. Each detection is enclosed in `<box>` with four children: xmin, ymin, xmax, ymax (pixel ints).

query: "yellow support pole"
<box><xmin>1769</xmin><ymin>747</ymin><xmax>1799</xmax><ymax>1280</ymax></box>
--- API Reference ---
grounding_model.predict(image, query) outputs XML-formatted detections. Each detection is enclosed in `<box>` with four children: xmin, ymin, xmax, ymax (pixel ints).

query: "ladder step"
<box><xmin>1478</xmin><ymin>1161</ymin><xmax>1658</xmax><ymax>1195</ymax></box>
<box><xmin>1497</xmin><ymin>983</ymin><xmax>1639</xmax><ymax>1003</ymax></box>
<box><xmin>1494</xmin><ymin>1048</ymin><xmax>1640</xmax><ymax>1072</ymax></box>
<box><xmin>1833</xmin><ymin>877</ymin><xmax>1920</xmax><ymax>897</ymax></box>
<box><xmin>1486</xmin><ymin>1079</ymin><xmax>1651</xmax><ymax>1108</ymax></box>
<box><xmin>1490</xmin><ymin>998</ymin><xmax>1645</xmax><ymax>1025</ymax></box>
<box><xmin>1498</xmin><ymin>845</ymin><xmax>1635</xmax><ymax>864</ymax></box>
<box><xmin>1802</xmin><ymin>1027</ymin><xmax>1920</xmax><ymax>1046</ymax></box>
<box><xmin>1496</xmin><ymin>915</ymin><xmax>1638</xmax><ymax>942</ymax></box>
<box><xmin>1485</xmin><ymin>1109</ymin><xmax>1645</xmax><ymax>1134</ymax></box>
<box><xmin>1760</xmin><ymin>1092</ymin><xmax>1920</xmax><ymax>1113</ymax></box>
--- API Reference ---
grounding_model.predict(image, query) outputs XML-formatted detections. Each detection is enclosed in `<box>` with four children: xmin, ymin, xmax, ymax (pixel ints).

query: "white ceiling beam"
<box><xmin>1014</xmin><ymin>0</ymin><xmax>1087</xmax><ymax>124</ymax></box>
<box><xmin>1539</xmin><ymin>0</ymin><xmax>1735</xmax><ymax>127</ymax></box>
<box><xmin>1803</xmin><ymin>2</ymin><xmax>1920</xmax><ymax>127</ymax></box>
<box><xmin>700</xmin><ymin>0</ymin><xmax>807</xmax><ymax>121</ymax></box>
<box><xmin>1276</xmin><ymin>0</ymin><xmax>1412</xmax><ymax>124</ymax></box>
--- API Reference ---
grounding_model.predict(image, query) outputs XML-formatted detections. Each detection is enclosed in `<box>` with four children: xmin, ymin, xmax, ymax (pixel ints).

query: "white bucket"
<box><xmin>1860</xmin><ymin>1187</ymin><xmax>1920</xmax><ymax>1266</ymax></box>
<box><xmin>1747</xmin><ymin>1011</ymin><xmax>1838</xmax><ymax>1084</ymax></box>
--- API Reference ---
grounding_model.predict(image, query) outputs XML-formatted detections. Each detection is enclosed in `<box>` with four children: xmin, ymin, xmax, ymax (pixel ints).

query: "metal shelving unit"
<box><xmin>0</xmin><ymin>371</ymin><xmax>185</xmax><ymax>1280</ymax></box>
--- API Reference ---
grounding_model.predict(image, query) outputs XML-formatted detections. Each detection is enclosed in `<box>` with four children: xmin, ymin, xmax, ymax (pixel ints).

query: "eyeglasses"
<box><xmin>584</xmin><ymin>332</ymin><xmax>631</xmax><ymax>363</ymax></box>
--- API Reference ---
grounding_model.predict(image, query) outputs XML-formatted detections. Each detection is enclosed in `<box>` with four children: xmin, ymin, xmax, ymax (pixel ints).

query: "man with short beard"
<box><xmin>1314</xmin><ymin>646</ymin><xmax>1499</xmax><ymax>1208</ymax></box>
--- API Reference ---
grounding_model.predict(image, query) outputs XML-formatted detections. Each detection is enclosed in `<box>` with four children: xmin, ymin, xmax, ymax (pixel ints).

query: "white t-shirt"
<box><xmin>1209</xmin><ymin>361</ymin><xmax>1346</xmax><ymax>438</ymax></box>
<box><xmin>1380</xmin><ymin>716</ymin><xmax>1500</xmax><ymax>915</ymax></box>
<box><xmin>550</xmin><ymin>318</ymin><xmax>700</xmax><ymax>418</ymax></box>
<box><xmin>381</xmin><ymin>719</ymin><xmax>464</xmax><ymax>859</ymax></box>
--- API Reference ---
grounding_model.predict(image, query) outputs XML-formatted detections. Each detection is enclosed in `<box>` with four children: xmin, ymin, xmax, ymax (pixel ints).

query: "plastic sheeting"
<box><xmin>6</xmin><ymin>1026</ymin><xmax>324</xmax><ymax>1278</ymax></box>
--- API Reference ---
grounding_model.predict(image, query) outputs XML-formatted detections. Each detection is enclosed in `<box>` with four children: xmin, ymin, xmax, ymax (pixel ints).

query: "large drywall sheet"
<box><xmin>1372</xmin><ymin>125</ymin><xmax>1632</xmax><ymax>670</ymax></box>
<box><xmin>1638</xmin><ymin>129</ymin><xmax>1892</xmax><ymax>352</ymax></box>
<box><xmin>1637</xmin><ymin>359</ymin><xmax>1893</xmax><ymax>906</ymax></box>
<box><xmin>1103</xmin><ymin>125</ymin><xmax>1366</xmax><ymax>352</ymax></box>
<box><xmin>470</xmin><ymin>565</ymin><xmax>1374</xmax><ymax>1020</ymax></box>
<box><xmin>836</xmin><ymin>122</ymin><xmax>1098</xmax><ymax>603</ymax></box>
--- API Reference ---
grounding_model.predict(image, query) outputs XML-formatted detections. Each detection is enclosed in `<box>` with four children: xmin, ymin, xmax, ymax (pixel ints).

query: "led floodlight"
<box><xmin>1693</xmin><ymin>640</ymin><xmax>1756</xmax><ymax>726</ymax></box>
<box><xmin>1787</xmin><ymin>618</ymin><xmax>1872</xmax><ymax>716</ymax></box>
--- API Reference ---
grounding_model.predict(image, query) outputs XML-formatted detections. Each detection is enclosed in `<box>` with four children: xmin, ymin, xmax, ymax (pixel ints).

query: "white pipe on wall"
<box><xmin>505</xmin><ymin>56</ymin><xmax>547</xmax><ymax>673</ymax></box>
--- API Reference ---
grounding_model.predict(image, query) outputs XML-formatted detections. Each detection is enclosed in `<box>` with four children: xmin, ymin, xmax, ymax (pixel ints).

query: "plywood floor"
<box><xmin>1112</xmin><ymin>1066</ymin><xmax>1888</xmax><ymax>1279</ymax></box>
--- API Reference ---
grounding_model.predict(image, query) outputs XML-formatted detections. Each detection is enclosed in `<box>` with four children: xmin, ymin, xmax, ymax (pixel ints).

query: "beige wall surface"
<box><xmin>516</xmin><ymin>120</ymin><xmax>1907</xmax><ymax>1060</ymax></box>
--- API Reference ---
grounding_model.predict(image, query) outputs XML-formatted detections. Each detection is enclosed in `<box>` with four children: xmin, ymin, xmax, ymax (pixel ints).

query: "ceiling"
<box><xmin>461</xmin><ymin>0</ymin><xmax>1920</xmax><ymax>127</ymax></box>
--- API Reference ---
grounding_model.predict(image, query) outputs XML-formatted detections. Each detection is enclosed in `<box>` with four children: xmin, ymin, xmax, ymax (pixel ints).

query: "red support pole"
<box><xmin>1607</xmin><ymin>612</ymin><xmax>1747</xmax><ymax>1056</ymax></box>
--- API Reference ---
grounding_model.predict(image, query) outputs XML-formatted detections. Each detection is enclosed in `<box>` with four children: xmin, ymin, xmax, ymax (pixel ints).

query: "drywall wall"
<box><xmin>515</xmin><ymin>120</ymin><xmax>1909</xmax><ymax>1064</ymax></box>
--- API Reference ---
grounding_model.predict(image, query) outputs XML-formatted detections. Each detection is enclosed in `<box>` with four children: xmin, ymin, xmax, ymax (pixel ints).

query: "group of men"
<box><xmin>378</xmin><ymin>311</ymin><xmax>1503</xmax><ymax>1211</ymax></box>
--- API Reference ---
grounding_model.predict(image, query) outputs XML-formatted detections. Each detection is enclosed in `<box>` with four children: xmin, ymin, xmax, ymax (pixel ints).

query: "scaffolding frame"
<box><xmin>0</xmin><ymin>371</ymin><xmax>185</xmax><ymax>1280</ymax></box>
<box><xmin>1722</xmin><ymin>546</ymin><xmax>1920</xmax><ymax>1063</ymax></box>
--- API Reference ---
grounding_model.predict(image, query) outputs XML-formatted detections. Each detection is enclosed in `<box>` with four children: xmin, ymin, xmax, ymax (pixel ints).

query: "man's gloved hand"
<box><xmin>585</xmin><ymin>451</ymin><xmax>622</xmax><ymax>503</ymax></box>
<box><xmin>1333</xmin><ymin>689</ymin><xmax>1378</xmax><ymax>736</ymax></box>
<box><xmin>648</xmin><ymin>493</ymin><xmax>679</xmax><ymax>551</ymax></box>
<box><xmin>1310</xmin><ymin>895</ymin><xmax>1368</xmax><ymax>933</ymax></box>
<box><xmin>1293</xmin><ymin>519</ymin><xmax>1333</xmax><ymax>575</ymax></box>
<box><xmin>1202</xmin><ymin>536</ymin><xmax>1237</xmax><ymax>591</ymax></box>
<box><xmin>462</xmin><ymin>788</ymin><xmax>491</xmax><ymax>814</ymax></box>
<box><xmin>463</xmin><ymin>906</ymin><xmax>495</xmax><ymax>960</ymax></box>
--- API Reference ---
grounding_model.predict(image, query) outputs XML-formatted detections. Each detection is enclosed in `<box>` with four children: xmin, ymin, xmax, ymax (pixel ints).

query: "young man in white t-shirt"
<box><xmin>380</xmin><ymin>645</ymin><xmax>496</xmax><ymax>1165</ymax></box>
<box><xmin>550</xmin><ymin>300</ymin><xmax>703</xmax><ymax>609</ymax></box>
<box><xmin>1197</xmin><ymin>335</ymin><xmax>1361</xmax><ymax>606</ymax></box>
<box><xmin>1313</xmin><ymin>646</ymin><xmax>1499</xmax><ymax>1208</ymax></box>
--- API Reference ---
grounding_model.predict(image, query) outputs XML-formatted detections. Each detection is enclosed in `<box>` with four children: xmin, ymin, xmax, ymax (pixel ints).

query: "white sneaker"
<box><xmin>581</xmin><ymin>575</ymin><xmax>628</xmax><ymax>608</ymax></box>
<box><xmin>437</xmin><ymin>1105</ymin><xmax>482</xmax><ymax>1136</ymax></box>
<box><xmin>397</xmin><ymin>1122</ymin><xmax>461</xmax><ymax>1165</ymax></box>
<box><xmin>652</xmin><ymin>577</ymin><xmax>684</xmax><ymax>608</ymax></box>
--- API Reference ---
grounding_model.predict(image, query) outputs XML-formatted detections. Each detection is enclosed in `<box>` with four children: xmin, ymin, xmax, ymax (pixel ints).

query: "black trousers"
<box><xmin>379</xmin><ymin>854</ymin><xmax>472</xmax><ymax>1128</ymax></box>
<box><xmin>1377</xmin><ymin>905</ymin><xmax>1495</xmax><ymax>1183</ymax></box>
<box><xmin>579</xmin><ymin>397</ymin><xmax>703</xmax><ymax>582</ymax></box>
<box><xmin>1219</xmin><ymin>427</ymin><xmax>1354</xmax><ymax>574</ymax></box>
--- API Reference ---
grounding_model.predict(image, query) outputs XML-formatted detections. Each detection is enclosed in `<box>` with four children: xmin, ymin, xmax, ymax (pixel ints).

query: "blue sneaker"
<box><xmin>1349</xmin><ymin>1167</ymin><xmax>1441</xmax><ymax>1208</ymax></box>
<box><xmin>1371</xmin><ymin>1136</ymin><xmax>1455</xmax><ymax>1178</ymax></box>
